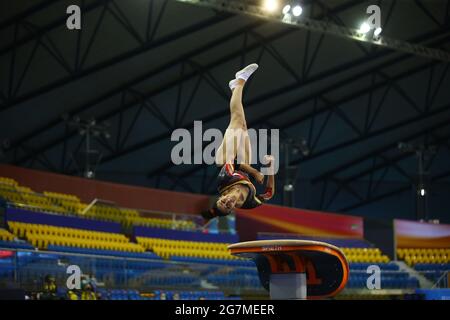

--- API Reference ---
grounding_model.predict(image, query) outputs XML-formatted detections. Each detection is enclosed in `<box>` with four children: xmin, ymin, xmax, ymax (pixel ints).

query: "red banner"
<box><xmin>236</xmin><ymin>204</ymin><xmax>363</xmax><ymax>241</ymax></box>
<box><xmin>0</xmin><ymin>250</ymin><xmax>13</xmax><ymax>259</ymax></box>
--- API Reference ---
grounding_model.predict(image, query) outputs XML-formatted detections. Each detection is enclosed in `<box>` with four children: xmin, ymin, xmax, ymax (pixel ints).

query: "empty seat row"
<box><xmin>0</xmin><ymin>177</ymin><xmax>18</xmax><ymax>186</ymax></box>
<box><xmin>346</xmin><ymin>276</ymin><xmax>419</xmax><ymax>289</ymax></box>
<box><xmin>8</xmin><ymin>222</ymin><xmax>128</xmax><ymax>242</ymax></box>
<box><xmin>342</xmin><ymin>248</ymin><xmax>382</xmax><ymax>255</ymax></box>
<box><xmin>155</xmin><ymin>247</ymin><xmax>234</xmax><ymax>260</ymax></box>
<box><xmin>47</xmin><ymin>245</ymin><xmax>158</xmax><ymax>259</ymax></box>
<box><xmin>398</xmin><ymin>248</ymin><xmax>450</xmax><ymax>256</ymax></box>
<box><xmin>136</xmin><ymin>237</ymin><xmax>238</xmax><ymax>260</ymax></box>
<box><xmin>0</xmin><ymin>228</ymin><xmax>15</xmax><ymax>242</ymax></box>
<box><xmin>0</xmin><ymin>177</ymin><xmax>198</xmax><ymax>232</ymax></box>
<box><xmin>44</xmin><ymin>191</ymin><xmax>80</xmax><ymax>203</ymax></box>
<box><xmin>0</xmin><ymin>189</ymin><xmax>27</xmax><ymax>204</ymax></box>
<box><xmin>26</xmin><ymin>234</ymin><xmax>144</xmax><ymax>252</ymax></box>
<box><xmin>398</xmin><ymin>248</ymin><xmax>449</xmax><ymax>265</ymax></box>
<box><xmin>7</xmin><ymin>222</ymin><xmax>145</xmax><ymax>253</ymax></box>
<box><xmin>138</xmin><ymin>238</ymin><xmax>228</xmax><ymax>250</ymax></box>
<box><xmin>206</xmin><ymin>274</ymin><xmax>262</xmax><ymax>289</ymax></box>
<box><xmin>350</xmin><ymin>262</ymin><xmax>399</xmax><ymax>271</ymax></box>
<box><xmin>77</xmin><ymin>205</ymin><xmax>194</xmax><ymax>231</ymax></box>
<box><xmin>341</xmin><ymin>247</ymin><xmax>390</xmax><ymax>264</ymax></box>
<box><xmin>170</xmin><ymin>256</ymin><xmax>255</xmax><ymax>267</ymax></box>
<box><xmin>414</xmin><ymin>263</ymin><xmax>450</xmax><ymax>271</ymax></box>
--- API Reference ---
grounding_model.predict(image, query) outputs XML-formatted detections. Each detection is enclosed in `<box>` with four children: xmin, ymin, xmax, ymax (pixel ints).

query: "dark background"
<box><xmin>0</xmin><ymin>0</ymin><xmax>449</xmax><ymax>222</ymax></box>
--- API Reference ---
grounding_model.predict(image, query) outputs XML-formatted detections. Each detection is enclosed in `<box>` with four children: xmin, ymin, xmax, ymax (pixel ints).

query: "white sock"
<box><xmin>229</xmin><ymin>79</ymin><xmax>240</xmax><ymax>91</ymax></box>
<box><xmin>235</xmin><ymin>63</ymin><xmax>259</xmax><ymax>81</ymax></box>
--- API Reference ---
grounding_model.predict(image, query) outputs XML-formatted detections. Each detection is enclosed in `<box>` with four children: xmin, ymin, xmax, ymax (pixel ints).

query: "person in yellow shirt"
<box><xmin>67</xmin><ymin>290</ymin><xmax>79</xmax><ymax>300</ymax></box>
<box><xmin>81</xmin><ymin>283</ymin><xmax>96</xmax><ymax>300</ymax></box>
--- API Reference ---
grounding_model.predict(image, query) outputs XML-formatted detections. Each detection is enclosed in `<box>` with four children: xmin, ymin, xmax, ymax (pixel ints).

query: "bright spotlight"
<box><xmin>374</xmin><ymin>27</ymin><xmax>382</xmax><ymax>37</ymax></box>
<box><xmin>359</xmin><ymin>22</ymin><xmax>371</xmax><ymax>34</ymax></box>
<box><xmin>292</xmin><ymin>5</ymin><xmax>303</xmax><ymax>17</ymax></box>
<box><xmin>282</xmin><ymin>4</ymin><xmax>291</xmax><ymax>15</ymax></box>
<box><xmin>263</xmin><ymin>0</ymin><xmax>279</xmax><ymax>12</ymax></box>
<box><xmin>419</xmin><ymin>188</ymin><xmax>426</xmax><ymax>197</ymax></box>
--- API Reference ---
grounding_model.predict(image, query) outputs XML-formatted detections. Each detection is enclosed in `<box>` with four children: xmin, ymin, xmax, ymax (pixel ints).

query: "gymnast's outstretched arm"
<box><xmin>239</xmin><ymin>163</ymin><xmax>264</xmax><ymax>184</ymax></box>
<box><xmin>263</xmin><ymin>174</ymin><xmax>275</xmax><ymax>200</ymax></box>
<box><xmin>260</xmin><ymin>156</ymin><xmax>275</xmax><ymax>201</ymax></box>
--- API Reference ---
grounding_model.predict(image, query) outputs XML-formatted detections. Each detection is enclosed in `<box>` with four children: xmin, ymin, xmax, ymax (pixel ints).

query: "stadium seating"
<box><xmin>0</xmin><ymin>177</ymin><xmax>18</xmax><ymax>186</ymax></box>
<box><xmin>45</xmin><ymin>193</ymin><xmax>196</xmax><ymax>230</ymax></box>
<box><xmin>148</xmin><ymin>290</ymin><xmax>227</xmax><ymax>300</ymax></box>
<box><xmin>397</xmin><ymin>248</ymin><xmax>449</xmax><ymax>287</ymax></box>
<box><xmin>205</xmin><ymin>267</ymin><xmax>262</xmax><ymax>290</ymax></box>
<box><xmin>413</xmin><ymin>263</ymin><xmax>449</xmax><ymax>284</ymax></box>
<box><xmin>342</xmin><ymin>247</ymin><xmax>390</xmax><ymax>263</ymax></box>
<box><xmin>136</xmin><ymin>237</ymin><xmax>237</xmax><ymax>260</ymax></box>
<box><xmin>0</xmin><ymin>181</ymin><xmax>24</xmax><ymax>203</ymax></box>
<box><xmin>347</xmin><ymin>262</ymin><xmax>420</xmax><ymax>289</ymax></box>
<box><xmin>98</xmin><ymin>289</ymin><xmax>147</xmax><ymax>300</ymax></box>
<box><xmin>7</xmin><ymin>221</ymin><xmax>145</xmax><ymax>252</ymax></box>
<box><xmin>0</xmin><ymin>228</ymin><xmax>35</xmax><ymax>250</ymax></box>
<box><xmin>397</xmin><ymin>248</ymin><xmax>450</xmax><ymax>265</ymax></box>
<box><xmin>0</xmin><ymin>177</ymin><xmax>197</xmax><ymax>231</ymax></box>
<box><xmin>0</xmin><ymin>175</ymin><xmax>436</xmax><ymax>300</ymax></box>
<box><xmin>46</xmin><ymin>245</ymin><xmax>160</xmax><ymax>259</ymax></box>
<box><xmin>0</xmin><ymin>180</ymin><xmax>67</xmax><ymax>214</ymax></box>
<box><xmin>59</xmin><ymin>288</ymin><xmax>228</xmax><ymax>300</ymax></box>
<box><xmin>44</xmin><ymin>191</ymin><xmax>82</xmax><ymax>215</ymax></box>
<box><xmin>0</xmin><ymin>228</ymin><xmax>15</xmax><ymax>242</ymax></box>
<box><xmin>170</xmin><ymin>256</ymin><xmax>255</xmax><ymax>267</ymax></box>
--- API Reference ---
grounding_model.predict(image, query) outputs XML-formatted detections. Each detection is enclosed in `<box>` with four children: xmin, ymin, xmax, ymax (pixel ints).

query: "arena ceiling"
<box><xmin>0</xmin><ymin>0</ymin><xmax>449</xmax><ymax>218</ymax></box>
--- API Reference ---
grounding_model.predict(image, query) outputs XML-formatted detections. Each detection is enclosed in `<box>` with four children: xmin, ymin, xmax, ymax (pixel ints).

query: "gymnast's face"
<box><xmin>217</xmin><ymin>186</ymin><xmax>247</xmax><ymax>214</ymax></box>
<box><xmin>216</xmin><ymin>193</ymin><xmax>237</xmax><ymax>214</ymax></box>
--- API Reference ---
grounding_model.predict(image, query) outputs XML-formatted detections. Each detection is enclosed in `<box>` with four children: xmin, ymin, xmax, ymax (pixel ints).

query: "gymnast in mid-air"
<box><xmin>202</xmin><ymin>63</ymin><xmax>276</xmax><ymax>222</ymax></box>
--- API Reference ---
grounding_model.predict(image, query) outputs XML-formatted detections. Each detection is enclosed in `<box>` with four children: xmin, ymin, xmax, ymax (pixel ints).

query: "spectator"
<box><xmin>81</xmin><ymin>283</ymin><xmax>96</xmax><ymax>300</ymax></box>
<box><xmin>67</xmin><ymin>290</ymin><xmax>79</xmax><ymax>300</ymax></box>
<box><xmin>40</xmin><ymin>275</ymin><xmax>58</xmax><ymax>300</ymax></box>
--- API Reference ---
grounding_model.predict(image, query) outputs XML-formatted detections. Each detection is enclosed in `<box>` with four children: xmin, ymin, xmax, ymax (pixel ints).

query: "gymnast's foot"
<box><xmin>229</xmin><ymin>63</ymin><xmax>259</xmax><ymax>91</ymax></box>
<box><xmin>235</xmin><ymin>63</ymin><xmax>259</xmax><ymax>81</ymax></box>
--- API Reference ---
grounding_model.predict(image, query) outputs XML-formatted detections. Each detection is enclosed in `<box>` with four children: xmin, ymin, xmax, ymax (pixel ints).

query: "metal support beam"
<box><xmin>324</xmin><ymin>131</ymin><xmax>450</xmax><ymax>212</ymax></box>
<box><xmin>0</xmin><ymin>0</ymin><xmax>60</xmax><ymax>31</ymax></box>
<box><xmin>338</xmin><ymin>168</ymin><xmax>450</xmax><ymax>213</ymax></box>
<box><xmin>101</xmin><ymin>32</ymin><xmax>450</xmax><ymax>172</ymax></box>
<box><xmin>0</xmin><ymin>10</ymin><xmax>232</xmax><ymax>111</ymax></box>
<box><xmin>8</xmin><ymin>1</ymin><xmax>446</xmax><ymax>162</ymax></box>
<box><xmin>175</xmin><ymin>0</ymin><xmax>450</xmax><ymax>62</ymax></box>
<box><xmin>0</xmin><ymin>0</ymin><xmax>109</xmax><ymax>56</ymax></box>
<box><xmin>11</xmin><ymin>18</ymin><xmax>264</xmax><ymax>164</ymax></box>
<box><xmin>312</xmin><ymin>114</ymin><xmax>450</xmax><ymax>184</ymax></box>
<box><xmin>146</xmin><ymin>57</ymin><xmax>448</xmax><ymax>185</ymax></box>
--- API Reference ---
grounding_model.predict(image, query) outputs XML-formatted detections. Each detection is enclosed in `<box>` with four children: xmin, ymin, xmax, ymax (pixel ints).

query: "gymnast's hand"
<box><xmin>253</xmin><ymin>171</ymin><xmax>264</xmax><ymax>184</ymax></box>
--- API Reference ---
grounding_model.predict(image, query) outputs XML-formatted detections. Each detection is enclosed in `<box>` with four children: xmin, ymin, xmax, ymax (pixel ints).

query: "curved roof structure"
<box><xmin>1</xmin><ymin>0</ymin><xmax>449</xmax><ymax>221</ymax></box>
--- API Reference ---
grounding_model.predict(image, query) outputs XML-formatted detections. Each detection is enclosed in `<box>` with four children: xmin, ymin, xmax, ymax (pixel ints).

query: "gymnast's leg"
<box><xmin>216</xmin><ymin>63</ymin><xmax>259</xmax><ymax>166</ymax></box>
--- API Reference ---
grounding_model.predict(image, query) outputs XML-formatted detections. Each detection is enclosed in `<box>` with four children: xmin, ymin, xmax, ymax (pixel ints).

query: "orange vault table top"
<box><xmin>228</xmin><ymin>240</ymin><xmax>349</xmax><ymax>299</ymax></box>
